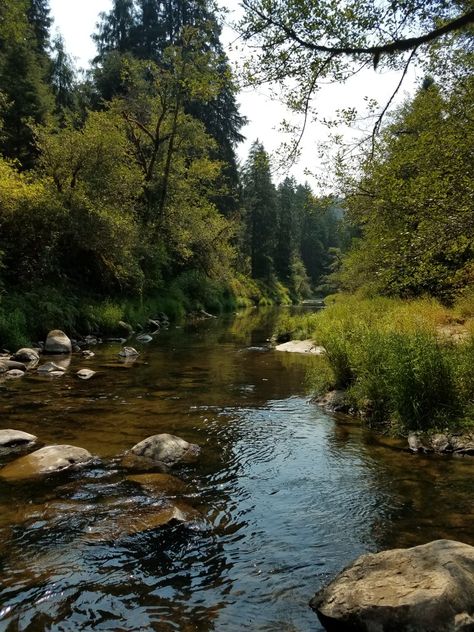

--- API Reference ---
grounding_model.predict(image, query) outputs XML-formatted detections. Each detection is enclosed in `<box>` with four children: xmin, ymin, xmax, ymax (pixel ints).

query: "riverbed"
<box><xmin>0</xmin><ymin>308</ymin><xmax>472</xmax><ymax>631</ymax></box>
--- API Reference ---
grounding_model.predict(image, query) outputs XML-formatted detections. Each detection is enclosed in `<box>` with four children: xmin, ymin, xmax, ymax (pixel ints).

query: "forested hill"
<box><xmin>0</xmin><ymin>0</ymin><xmax>345</xmax><ymax>347</ymax></box>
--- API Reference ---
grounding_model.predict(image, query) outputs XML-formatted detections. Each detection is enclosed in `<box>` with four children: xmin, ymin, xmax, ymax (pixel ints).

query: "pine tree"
<box><xmin>242</xmin><ymin>141</ymin><xmax>277</xmax><ymax>279</ymax></box>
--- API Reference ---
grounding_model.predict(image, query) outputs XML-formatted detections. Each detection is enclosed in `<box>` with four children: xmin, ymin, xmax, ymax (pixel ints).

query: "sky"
<box><xmin>48</xmin><ymin>0</ymin><xmax>419</xmax><ymax>191</ymax></box>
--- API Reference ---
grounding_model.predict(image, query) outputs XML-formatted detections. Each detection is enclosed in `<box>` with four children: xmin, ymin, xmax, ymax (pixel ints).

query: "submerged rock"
<box><xmin>82</xmin><ymin>350</ymin><xmax>95</xmax><ymax>359</ymax></box>
<box><xmin>124</xmin><ymin>433</ymin><xmax>201</xmax><ymax>470</ymax></box>
<box><xmin>310</xmin><ymin>539</ymin><xmax>474</xmax><ymax>632</ymax></box>
<box><xmin>44</xmin><ymin>330</ymin><xmax>72</xmax><ymax>354</ymax></box>
<box><xmin>127</xmin><ymin>472</ymin><xmax>188</xmax><ymax>496</ymax></box>
<box><xmin>83</xmin><ymin>501</ymin><xmax>200</xmax><ymax>541</ymax></box>
<box><xmin>0</xmin><ymin>429</ymin><xmax>37</xmax><ymax>449</ymax></box>
<box><xmin>0</xmin><ymin>445</ymin><xmax>93</xmax><ymax>481</ymax></box>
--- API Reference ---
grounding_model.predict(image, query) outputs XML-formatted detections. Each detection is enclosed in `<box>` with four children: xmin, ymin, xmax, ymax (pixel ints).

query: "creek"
<box><xmin>0</xmin><ymin>308</ymin><xmax>472</xmax><ymax>631</ymax></box>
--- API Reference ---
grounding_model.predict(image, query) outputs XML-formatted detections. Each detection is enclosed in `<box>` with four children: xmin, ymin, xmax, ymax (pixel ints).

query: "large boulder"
<box><xmin>0</xmin><ymin>445</ymin><xmax>92</xmax><ymax>481</ymax></box>
<box><xmin>310</xmin><ymin>539</ymin><xmax>474</xmax><ymax>631</ymax></box>
<box><xmin>123</xmin><ymin>434</ymin><xmax>201</xmax><ymax>470</ymax></box>
<box><xmin>44</xmin><ymin>330</ymin><xmax>72</xmax><ymax>355</ymax></box>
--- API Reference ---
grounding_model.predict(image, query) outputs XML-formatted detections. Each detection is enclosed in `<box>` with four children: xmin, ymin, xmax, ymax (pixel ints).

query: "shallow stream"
<box><xmin>0</xmin><ymin>308</ymin><xmax>472</xmax><ymax>631</ymax></box>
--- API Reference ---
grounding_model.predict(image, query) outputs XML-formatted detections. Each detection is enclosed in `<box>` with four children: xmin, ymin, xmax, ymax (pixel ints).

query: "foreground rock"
<box><xmin>0</xmin><ymin>429</ymin><xmax>37</xmax><ymax>450</ymax></box>
<box><xmin>0</xmin><ymin>360</ymin><xmax>27</xmax><ymax>372</ymax></box>
<box><xmin>409</xmin><ymin>432</ymin><xmax>474</xmax><ymax>456</ymax></box>
<box><xmin>310</xmin><ymin>539</ymin><xmax>474</xmax><ymax>631</ymax></box>
<box><xmin>0</xmin><ymin>445</ymin><xmax>92</xmax><ymax>481</ymax></box>
<box><xmin>275</xmin><ymin>340</ymin><xmax>325</xmax><ymax>355</ymax></box>
<box><xmin>44</xmin><ymin>330</ymin><xmax>72</xmax><ymax>354</ymax></box>
<box><xmin>37</xmin><ymin>361</ymin><xmax>66</xmax><ymax>374</ymax></box>
<box><xmin>122</xmin><ymin>434</ymin><xmax>201</xmax><ymax>470</ymax></box>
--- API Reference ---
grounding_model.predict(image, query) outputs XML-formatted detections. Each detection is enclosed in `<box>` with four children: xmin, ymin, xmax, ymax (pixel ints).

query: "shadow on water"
<box><xmin>0</xmin><ymin>307</ymin><xmax>472</xmax><ymax>631</ymax></box>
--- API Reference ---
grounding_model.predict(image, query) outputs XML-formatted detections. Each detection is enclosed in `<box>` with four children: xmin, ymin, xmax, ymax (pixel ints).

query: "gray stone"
<box><xmin>44</xmin><ymin>330</ymin><xmax>72</xmax><ymax>354</ymax></box>
<box><xmin>118</xmin><ymin>346</ymin><xmax>139</xmax><ymax>358</ymax></box>
<box><xmin>76</xmin><ymin>368</ymin><xmax>96</xmax><ymax>380</ymax></box>
<box><xmin>126</xmin><ymin>433</ymin><xmax>201</xmax><ymax>468</ymax></box>
<box><xmin>136</xmin><ymin>334</ymin><xmax>153</xmax><ymax>343</ymax></box>
<box><xmin>37</xmin><ymin>361</ymin><xmax>67</xmax><ymax>373</ymax></box>
<box><xmin>82</xmin><ymin>350</ymin><xmax>95</xmax><ymax>358</ymax></box>
<box><xmin>0</xmin><ymin>429</ymin><xmax>37</xmax><ymax>448</ymax></box>
<box><xmin>12</xmin><ymin>348</ymin><xmax>40</xmax><ymax>363</ymax></box>
<box><xmin>310</xmin><ymin>539</ymin><xmax>474</xmax><ymax>632</ymax></box>
<box><xmin>0</xmin><ymin>445</ymin><xmax>92</xmax><ymax>481</ymax></box>
<box><xmin>0</xmin><ymin>360</ymin><xmax>27</xmax><ymax>372</ymax></box>
<box><xmin>5</xmin><ymin>369</ymin><xmax>25</xmax><ymax>379</ymax></box>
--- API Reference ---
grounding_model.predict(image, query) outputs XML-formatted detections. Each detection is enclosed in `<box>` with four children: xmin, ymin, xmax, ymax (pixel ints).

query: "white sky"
<box><xmin>49</xmin><ymin>0</ymin><xmax>419</xmax><ymax>191</ymax></box>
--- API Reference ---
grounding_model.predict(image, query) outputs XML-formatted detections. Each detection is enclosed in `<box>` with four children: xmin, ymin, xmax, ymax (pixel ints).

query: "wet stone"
<box><xmin>0</xmin><ymin>445</ymin><xmax>93</xmax><ymax>481</ymax></box>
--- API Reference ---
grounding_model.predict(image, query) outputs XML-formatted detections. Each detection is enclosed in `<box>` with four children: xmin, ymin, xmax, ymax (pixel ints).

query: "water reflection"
<box><xmin>0</xmin><ymin>308</ymin><xmax>472</xmax><ymax>631</ymax></box>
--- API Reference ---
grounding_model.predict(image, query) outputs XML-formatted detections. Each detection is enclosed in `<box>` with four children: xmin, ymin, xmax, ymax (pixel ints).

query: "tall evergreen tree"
<box><xmin>50</xmin><ymin>34</ymin><xmax>76</xmax><ymax>118</ymax></box>
<box><xmin>242</xmin><ymin>141</ymin><xmax>277</xmax><ymax>279</ymax></box>
<box><xmin>0</xmin><ymin>0</ymin><xmax>53</xmax><ymax>166</ymax></box>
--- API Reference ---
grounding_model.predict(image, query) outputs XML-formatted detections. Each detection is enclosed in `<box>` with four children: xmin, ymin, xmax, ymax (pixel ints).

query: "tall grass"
<box><xmin>278</xmin><ymin>295</ymin><xmax>474</xmax><ymax>433</ymax></box>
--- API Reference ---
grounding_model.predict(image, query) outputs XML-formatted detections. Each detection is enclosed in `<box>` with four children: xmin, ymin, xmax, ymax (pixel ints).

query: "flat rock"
<box><xmin>44</xmin><ymin>330</ymin><xmax>72</xmax><ymax>354</ymax></box>
<box><xmin>12</xmin><ymin>348</ymin><xmax>40</xmax><ymax>363</ymax></box>
<box><xmin>310</xmin><ymin>539</ymin><xmax>474</xmax><ymax>631</ymax></box>
<box><xmin>0</xmin><ymin>429</ymin><xmax>37</xmax><ymax>448</ymax></box>
<box><xmin>127</xmin><ymin>433</ymin><xmax>201</xmax><ymax>468</ymax></box>
<box><xmin>127</xmin><ymin>473</ymin><xmax>188</xmax><ymax>495</ymax></box>
<box><xmin>275</xmin><ymin>340</ymin><xmax>325</xmax><ymax>354</ymax></box>
<box><xmin>76</xmin><ymin>368</ymin><xmax>96</xmax><ymax>380</ymax></box>
<box><xmin>0</xmin><ymin>445</ymin><xmax>92</xmax><ymax>481</ymax></box>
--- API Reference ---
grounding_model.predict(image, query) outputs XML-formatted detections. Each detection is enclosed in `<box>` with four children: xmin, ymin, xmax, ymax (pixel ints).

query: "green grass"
<box><xmin>276</xmin><ymin>294</ymin><xmax>474</xmax><ymax>434</ymax></box>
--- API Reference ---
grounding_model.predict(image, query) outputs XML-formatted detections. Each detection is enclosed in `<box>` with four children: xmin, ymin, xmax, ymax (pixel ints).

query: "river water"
<box><xmin>0</xmin><ymin>308</ymin><xmax>472</xmax><ymax>631</ymax></box>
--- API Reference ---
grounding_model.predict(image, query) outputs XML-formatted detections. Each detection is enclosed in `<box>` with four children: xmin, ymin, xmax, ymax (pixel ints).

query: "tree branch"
<box><xmin>243</xmin><ymin>3</ymin><xmax>474</xmax><ymax>57</ymax></box>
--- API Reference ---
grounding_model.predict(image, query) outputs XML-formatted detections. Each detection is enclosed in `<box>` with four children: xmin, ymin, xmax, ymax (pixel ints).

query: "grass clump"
<box><xmin>278</xmin><ymin>294</ymin><xmax>474</xmax><ymax>434</ymax></box>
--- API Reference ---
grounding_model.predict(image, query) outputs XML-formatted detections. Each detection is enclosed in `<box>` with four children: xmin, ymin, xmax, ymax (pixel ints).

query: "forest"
<box><xmin>0</xmin><ymin>0</ymin><xmax>345</xmax><ymax>347</ymax></box>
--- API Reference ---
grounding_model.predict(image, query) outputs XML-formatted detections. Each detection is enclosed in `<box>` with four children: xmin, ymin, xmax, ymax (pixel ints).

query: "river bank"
<box><xmin>0</xmin><ymin>272</ymin><xmax>294</xmax><ymax>351</ymax></box>
<box><xmin>274</xmin><ymin>294</ymin><xmax>474</xmax><ymax>437</ymax></box>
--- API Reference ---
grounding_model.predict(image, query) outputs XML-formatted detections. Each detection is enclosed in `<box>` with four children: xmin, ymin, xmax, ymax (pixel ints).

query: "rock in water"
<box><xmin>118</xmin><ymin>346</ymin><xmax>139</xmax><ymax>358</ymax></box>
<box><xmin>44</xmin><ymin>330</ymin><xmax>72</xmax><ymax>354</ymax></box>
<box><xmin>310</xmin><ymin>539</ymin><xmax>474</xmax><ymax>632</ymax></box>
<box><xmin>136</xmin><ymin>334</ymin><xmax>153</xmax><ymax>343</ymax></box>
<box><xmin>0</xmin><ymin>429</ymin><xmax>37</xmax><ymax>449</ymax></box>
<box><xmin>0</xmin><ymin>445</ymin><xmax>92</xmax><ymax>481</ymax></box>
<box><xmin>12</xmin><ymin>348</ymin><xmax>40</xmax><ymax>363</ymax></box>
<box><xmin>125</xmin><ymin>434</ymin><xmax>201</xmax><ymax>469</ymax></box>
<box><xmin>37</xmin><ymin>361</ymin><xmax>66</xmax><ymax>373</ymax></box>
<box><xmin>76</xmin><ymin>368</ymin><xmax>96</xmax><ymax>380</ymax></box>
<box><xmin>5</xmin><ymin>369</ymin><xmax>25</xmax><ymax>379</ymax></box>
<box><xmin>126</xmin><ymin>473</ymin><xmax>188</xmax><ymax>496</ymax></box>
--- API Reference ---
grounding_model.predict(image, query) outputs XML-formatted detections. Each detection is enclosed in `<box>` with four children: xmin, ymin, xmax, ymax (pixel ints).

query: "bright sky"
<box><xmin>49</xmin><ymin>0</ymin><xmax>419</xmax><ymax>191</ymax></box>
